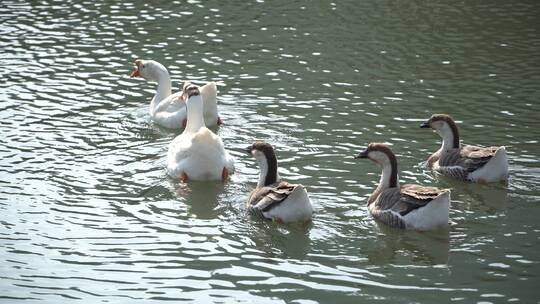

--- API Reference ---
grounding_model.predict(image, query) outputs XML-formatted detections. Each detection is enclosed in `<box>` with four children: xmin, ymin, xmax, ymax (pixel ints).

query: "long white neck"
<box><xmin>257</xmin><ymin>158</ymin><xmax>269</xmax><ymax>188</ymax></box>
<box><xmin>201</xmin><ymin>82</ymin><xmax>218</xmax><ymax>125</ymax></box>
<box><xmin>369</xmin><ymin>158</ymin><xmax>398</xmax><ymax>204</ymax></box>
<box><xmin>255</xmin><ymin>154</ymin><xmax>279</xmax><ymax>188</ymax></box>
<box><xmin>149</xmin><ymin>67</ymin><xmax>172</xmax><ymax>115</ymax></box>
<box><xmin>378</xmin><ymin>160</ymin><xmax>396</xmax><ymax>190</ymax></box>
<box><xmin>438</xmin><ymin>124</ymin><xmax>457</xmax><ymax>152</ymax></box>
<box><xmin>184</xmin><ymin>95</ymin><xmax>205</xmax><ymax>133</ymax></box>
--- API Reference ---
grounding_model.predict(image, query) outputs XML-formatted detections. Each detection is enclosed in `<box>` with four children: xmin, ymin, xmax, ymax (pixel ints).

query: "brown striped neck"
<box><xmin>443</xmin><ymin>118</ymin><xmax>460</xmax><ymax>149</ymax></box>
<box><xmin>430</xmin><ymin>114</ymin><xmax>460</xmax><ymax>150</ymax></box>
<box><xmin>363</xmin><ymin>143</ymin><xmax>399</xmax><ymax>204</ymax></box>
<box><xmin>250</xmin><ymin>141</ymin><xmax>279</xmax><ymax>187</ymax></box>
<box><xmin>261</xmin><ymin>149</ymin><xmax>278</xmax><ymax>187</ymax></box>
<box><xmin>451</xmin><ymin>127</ymin><xmax>460</xmax><ymax>148</ymax></box>
<box><xmin>368</xmin><ymin>153</ymin><xmax>399</xmax><ymax>205</ymax></box>
<box><xmin>378</xmin><ymin>148</ymin><xmax>398</xmax><ymax>188</ymax></box>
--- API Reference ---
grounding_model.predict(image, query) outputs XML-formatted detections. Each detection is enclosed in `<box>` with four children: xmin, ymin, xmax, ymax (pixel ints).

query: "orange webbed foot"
<box><xmin>273</xmin><ymin>217</ymin><xmax>284</xmax><ymax>224</ymax></box>
<box><xmin>180</xmin><ymin>171</ymin><xmax>188</xmax><ymax>183</ymax></box>
<box><xmin>176</xmin><ymin>183</ymin><xmax>192</xmax><ymax>195</ymax></box>
<box><xmin>222</xmin><ymin>167</ymin><xmax>229</xmax><ymax>180</ymax></box>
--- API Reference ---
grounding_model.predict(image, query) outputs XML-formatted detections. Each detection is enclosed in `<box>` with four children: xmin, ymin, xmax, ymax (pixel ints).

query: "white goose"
<box><xmin>167</xmin><ymin>83</ymin><xmax>234</xmax><ymax>181</ymax></box>
<box><xmin>130</xmin><ymin>59</ymin><xmax>222</xmax><ymax>129</ymax></box>
<box><xmin>356</xmin><ymin>143</ymin><xmax>450</xmax><ymax>230</ymax></box>
<box><xmin>245</xmin><ymin>141</ymin><xmax>313</xmax><ymax>223</ymax></box>
<box><xmin>420</xmin><ymin>114</ymin><xmax>508</xmax><ymax>183</ymax></box>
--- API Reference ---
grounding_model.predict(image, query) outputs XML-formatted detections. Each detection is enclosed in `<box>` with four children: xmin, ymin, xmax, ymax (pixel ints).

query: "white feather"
<box><xmin>134</xmin><ymin>59</ymin><xmax>220</xmax><ymax>128</ymax></box>
<box><xmin>261</xmin><ymin>185</ymin><xmax>313</xmax><ymax>223</ymax></box>
<box><xmin>468</xmin><ymin>146</ymin><xmax>508</xmax><ymax>182</ymax></box>
<box><xmin>167</xmin><ymin>91</ymin><xmax>234</xmax><ymax>180</ymax></box>
<box><xmin>403</xmin><ymin>191</ymin><xmax>450</xmax><ymax>230</ymax></box>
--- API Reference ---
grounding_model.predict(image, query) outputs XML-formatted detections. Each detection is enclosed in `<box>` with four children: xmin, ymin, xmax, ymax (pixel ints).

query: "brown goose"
<box><xmin>245</xmin><ymin>141</ymin><xmax>313</xmax><ymax>223</ymax></box>
<box><xmin>420</xmin><ymin>114</ymin><xmax>508</xmax><ymax>183</ymax></box>
<box><xmin>356</xmin><ymin>143</ymin><xmax>450</xmax><ymax>230</ymax></box>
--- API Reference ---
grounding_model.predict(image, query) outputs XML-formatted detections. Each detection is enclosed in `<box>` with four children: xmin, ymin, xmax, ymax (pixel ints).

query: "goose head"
<box><xmin>355</xmin><ymin>143</ymin><xmax>396</xmax><ymax>167</ymax></box>
<box><xmin>181</xmin><ymin>82</ymin><xmax>201</xmax><ymax>101</ymax></box>
<box><xmin>420</xmin><ymin>114</ymin><xmax>460</xmax><ymax>149</ymax></box>
<box><xmin>246</xmin><ymin>141</ymin><xmax>279</xmax><ymax>187</ymax></box>
<box><xmin>130</xmin><ymin>59</ymin><xmax>168</xmax><ymax>81</ymax></box>
<box><xmin>181</xmin><ymin>82</ymin><xmax>206</xmax><ymax>132</ymax></box>
<box><xmin>355</xmin><ymin>143</ymin><xmax>398</xmax><ymax>188</ymax></box>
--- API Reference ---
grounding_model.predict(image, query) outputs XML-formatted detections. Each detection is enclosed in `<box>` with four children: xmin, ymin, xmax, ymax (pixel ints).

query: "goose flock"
<box><xmin>130</xmin><ymin>59</ymin><xmax>509</xmax><ymax>230</ymax></box>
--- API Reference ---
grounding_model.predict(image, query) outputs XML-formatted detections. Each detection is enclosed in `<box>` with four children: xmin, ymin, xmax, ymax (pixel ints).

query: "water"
<box><xmin>1</xmin><ymin>0</ymin><xmax>539</xmax><ymax>303</ymax></box>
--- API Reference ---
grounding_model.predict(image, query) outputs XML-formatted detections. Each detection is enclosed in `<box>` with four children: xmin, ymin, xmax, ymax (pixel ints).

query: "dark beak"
<box><xmin>354</xmin><ymin>149</ymin><xmax>369</xmax><ymax>159</ymax></box>
<box><xmin>245</xmin><ymin>146</ymin><xmax>253</xmax><ymax>155</ymax></box>
<box><xmin>420</xmin><ymin>121</ymin><xmax>431</xmax><ymax>128</ymax></box>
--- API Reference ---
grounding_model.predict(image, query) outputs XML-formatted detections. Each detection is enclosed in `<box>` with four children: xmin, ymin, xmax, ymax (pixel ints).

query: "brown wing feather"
<box><xmin>247</xmin><ymin>182</ymin><xmax>297</xmax><ymax>213</ymax></box>
<box><xmin>372</xmin><ymin>185</ymin><xmax>447</xmax><ymax>220</ymax></box>
<box><xmin>401</xmin><ymin>184</ymin><xmax>447</xmax><ymax>200</ymax></box>
<box><xmin>461</xmin><ymin>145</ymin><xmax>498</xmax><ymax>158</ymax></box>
<box><xmin>439</xmin><ymin>145</ymin><xmax>498</xmax><ymax>173</ymax></box>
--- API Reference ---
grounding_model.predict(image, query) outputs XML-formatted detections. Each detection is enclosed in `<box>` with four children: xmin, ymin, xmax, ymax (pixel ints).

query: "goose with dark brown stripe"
<box><xmin>167</xmin><ymin>83</ymin><xmax>234</xmax><ymax>181</ymax></box>
<box><xmin>245</xmin><ymin>141</ymin><xmax>313</xmax><ymax>223</ymax></box>
<box><xmin>356</xmin><ymin>143</ymin><xmax>450</xmax><ymax>230</ymax></box>
<box><xmin>420</xmin><ymin>114</ymin><xmax>508</xmax><ymax>183</ymax></box>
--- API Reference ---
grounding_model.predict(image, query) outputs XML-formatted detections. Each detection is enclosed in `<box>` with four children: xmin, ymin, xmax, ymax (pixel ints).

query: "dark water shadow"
<box><xmin>434</xmin><ymin>174</ymin><xmax>509</xmax><ymax>213</ymax></box>
<box><xmin>246</xmin><ymin>217</ymin><xmax>313</xmax><ymax>259</ymax></box>
<box><xmin>364</xmin><ymin>222</ymin><xmax>450</xmax><ymax>265</ymax></box>
<box><xmin>175</xmin><ymin>180</ymin><xmax>226</xmax><ymax>219</ymax></box>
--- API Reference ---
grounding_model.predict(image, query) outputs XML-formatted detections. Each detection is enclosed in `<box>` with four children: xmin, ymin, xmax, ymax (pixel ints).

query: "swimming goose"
<box><xmin>130</xmin><ymin>59</ymin><xmax>222</xmax><ymax>128</ymax></box>
<box><xmin>167</xmin><ymin>83</ymin><xmax>234</xmax><ymax>181</ymax></box>
<box><xmin>245</xmin><ymin>141</ymin><xmax>313</xmax><ymax>223</ymax></box>
<box><xmin>356</xmin><ymin>143</ymin><xmax>450</xmax><ymax>230</ymax></box>
<box><xmin>420</xmin><ymin>114</ymin><xmax>508</xmax><ymax>183</ymax></box>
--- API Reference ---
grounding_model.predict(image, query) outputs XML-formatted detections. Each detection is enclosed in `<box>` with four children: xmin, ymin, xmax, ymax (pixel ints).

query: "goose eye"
<box><xmin>142</xmin><ymin>64</ymin><xmax>146</xmax><ymax>68</ymax></box>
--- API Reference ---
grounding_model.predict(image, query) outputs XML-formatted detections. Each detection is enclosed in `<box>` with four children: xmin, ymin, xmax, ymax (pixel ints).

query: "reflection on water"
<box><xmin>248</xmin><ymin>220</ymin><xmax>313</xmax><ymax>259</ymax></box>
<box><xmin>178</xmin><ymin>181</ymin><xmax>225</xmax><ymax>219</ymax></box>
<box><xmin>436</xmin><ymin>176</ymin><xmax>509</xmax><ymax>215</ymax></box>
<box><xmin>368</xmin><ymin>224</ymin><xmax>450</xmax><ymax>266</ymax></box>
<box><xmin>1</xmin><ymin>0</ymin><xmax>540</xmax><ymax>302</ymax></box>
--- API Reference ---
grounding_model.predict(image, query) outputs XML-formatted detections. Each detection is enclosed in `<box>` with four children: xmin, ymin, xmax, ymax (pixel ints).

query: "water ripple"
<box><xmin>1</xmin><ymin>0</ymin><xmax>539</xmax><ymax>303</ymax></box>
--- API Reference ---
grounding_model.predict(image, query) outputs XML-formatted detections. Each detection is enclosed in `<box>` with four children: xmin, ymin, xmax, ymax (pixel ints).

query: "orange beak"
<box><xmin>130</xmin><ymin>59</ymin><xmax>142</xmax><ymax>77</ymax></box>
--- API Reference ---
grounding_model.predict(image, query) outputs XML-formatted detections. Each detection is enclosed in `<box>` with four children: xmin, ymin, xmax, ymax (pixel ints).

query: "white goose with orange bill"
<box><xmin>356</xmin><ymin>143</ymin><xmax>450</xmax><ymax>230</ymax></box>
<box><xmin>245</xmin><ymin>141</ymin><xmax>313</xmax><ymax>223</ymax></box>
<box><xmin>130</xmin><ymin>59</ymin><xmax>222</xmax><ymax>129</ymax></box>
<box><xmin>420</xmin><ymin>114</ymin><xmax>508</xmax><ymax>183</ymax></box>
<box><xmin>167</xmin><ymin>83</ymin><xmax>234</xmax><ymax>181</ymax></box>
